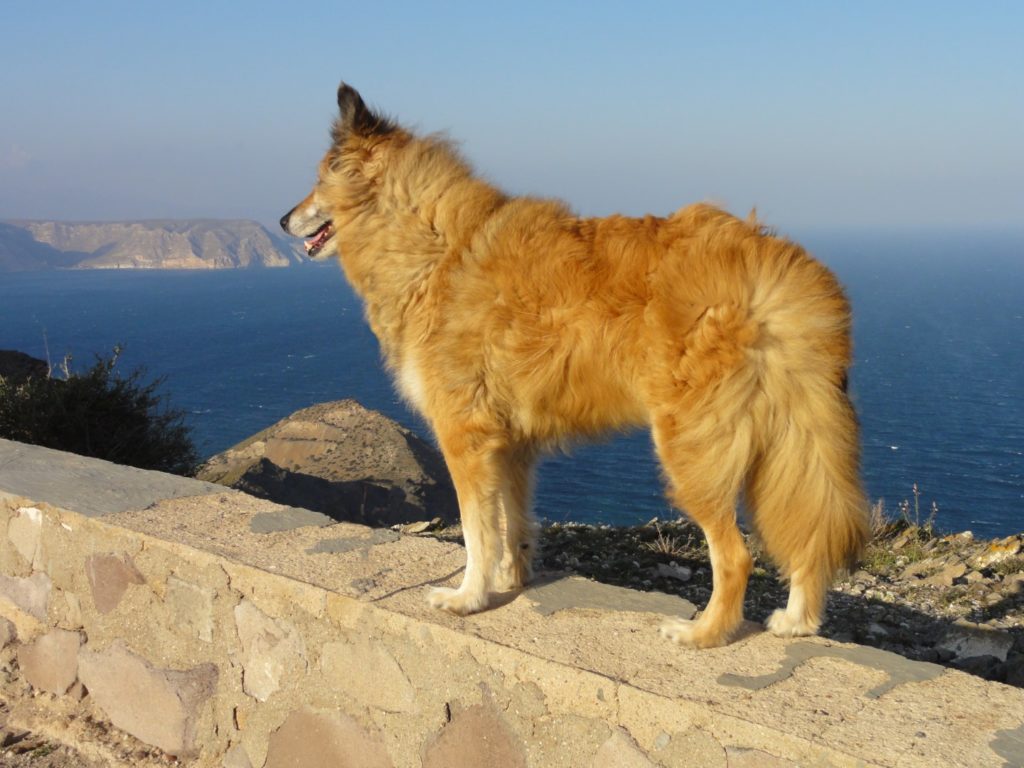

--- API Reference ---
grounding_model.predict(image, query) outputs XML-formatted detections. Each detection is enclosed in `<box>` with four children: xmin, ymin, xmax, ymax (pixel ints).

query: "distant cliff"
<box><xmin>0</xmin><ymin>219</ymin><xmax>307</xmax><ymax>270</ymax></box>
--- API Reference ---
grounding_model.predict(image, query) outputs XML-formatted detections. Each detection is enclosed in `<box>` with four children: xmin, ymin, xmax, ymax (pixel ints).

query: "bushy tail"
<box><xmin>743</xmin><ymin>247</ymin><xmax>870</xmax><ymax>593</ymax></box>
<box><xmin>747</xmin><ymin>373</ymin><xmax>869</xmax><ymax>590</ymax></box>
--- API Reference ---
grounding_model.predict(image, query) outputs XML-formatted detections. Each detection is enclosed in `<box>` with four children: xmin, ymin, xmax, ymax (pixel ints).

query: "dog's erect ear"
<box><xmin>334</xmin><ymin>82</ymin><xmax>395</xmax><ymax>142</ymax></box>
<box><xmin>337</xmin><ymin>83</ymin><xmax>367</xmax><ymax>125</ymax></box>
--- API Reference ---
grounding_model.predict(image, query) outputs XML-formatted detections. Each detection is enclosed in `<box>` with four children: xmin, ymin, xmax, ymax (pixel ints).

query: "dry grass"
<box><xmin>642</xmin><ymin>521</ymin><xmax>696</xmax><ymax>558</ymax></box>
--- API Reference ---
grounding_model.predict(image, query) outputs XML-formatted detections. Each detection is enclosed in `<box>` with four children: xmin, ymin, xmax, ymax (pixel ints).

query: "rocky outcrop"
<box><xmin>197</xmin><ymin>400</ymin><xmax>458</xmax><ymax>527</ymax></box>
<box><xmin>0</xmin><ymin>219</ymin><xmax>305</xmax><ymax>270</ymax></box>
<box><xmin>0</xmin><ymin>351</ymin><xmax>48</xmax><ymax>384</ymax></box>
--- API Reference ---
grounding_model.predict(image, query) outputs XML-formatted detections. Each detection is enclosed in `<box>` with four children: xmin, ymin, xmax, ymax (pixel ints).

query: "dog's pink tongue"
<box><xmin>304</xmin><ymin>224</ymin><xmax>331</xmax><ymax>252</ymax></box>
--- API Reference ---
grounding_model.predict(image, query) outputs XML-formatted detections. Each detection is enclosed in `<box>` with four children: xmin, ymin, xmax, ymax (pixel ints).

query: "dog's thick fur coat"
<box><xmin>282</xmin><ymin>84</ymin><xmax>869</xmax><ymax>647</ymax></box>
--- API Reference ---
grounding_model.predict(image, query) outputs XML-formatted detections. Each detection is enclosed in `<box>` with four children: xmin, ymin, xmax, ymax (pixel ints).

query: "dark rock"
<box><xmin>0</xmin><ymin>351</ymin><xmax>48</xmax><ymax>385</ymax></box>
<box><xmin>1005</xmin><ymin>654</ymin><xmax>1024</xmax><ymax>687</ymax></box>
<box><xmin>235</xmin><ymin>458</ymin><xmax>424</xmax><ymax>527</ymax></box>
<box><xmin>0</xmin><ymin>730</ymin><xmax>31</xmax><ymax>749</ymax></box>
<box><xmin>198</xmin><ymin>399</ymin><xmax>458</xmax><ymax>527</ymax></box>
<box><xmin>949</xmin><ymin>654</ymin><xmax>1003</xmax><ymax>678</ymax></box>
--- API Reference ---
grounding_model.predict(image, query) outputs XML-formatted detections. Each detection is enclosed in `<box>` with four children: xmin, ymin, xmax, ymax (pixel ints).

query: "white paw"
<box><xmin>659</xmin><ymin>619</ymin><xmax>700</xmax><ymax>648</ymax></box>
<box><xmin>660</xmin><ymin>616</ymin><xmax>738</xmax><ymax>649</ymax></box>
<box><xmin>427</xmin><ymin>586</ymin><xmax>488</xmax><ymax>616</ymax></box>
<box><xmin>765</xmin><ymin>608</ymin><xmax>819</xmax><ymax>637</ymax></box>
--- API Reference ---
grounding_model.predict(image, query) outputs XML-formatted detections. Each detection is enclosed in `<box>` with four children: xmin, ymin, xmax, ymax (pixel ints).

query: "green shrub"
<box><xmin>0</xmin><ymin>346</ymin><xmax>198</xmax><ymax>476</ymax></box>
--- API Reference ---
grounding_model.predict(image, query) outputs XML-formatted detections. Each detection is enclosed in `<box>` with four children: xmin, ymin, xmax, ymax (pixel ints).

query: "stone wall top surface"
<box><xmin>0</xmin><ymin>438</ymin><xmax>224</xmax><ymax>517</ymax></box>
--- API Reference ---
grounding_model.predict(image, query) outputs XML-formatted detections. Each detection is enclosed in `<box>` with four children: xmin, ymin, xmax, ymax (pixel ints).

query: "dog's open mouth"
<box><xmin>304</xmin><ymin>221</ymin><xmax>334</xmax><ymax>257</ymax></box>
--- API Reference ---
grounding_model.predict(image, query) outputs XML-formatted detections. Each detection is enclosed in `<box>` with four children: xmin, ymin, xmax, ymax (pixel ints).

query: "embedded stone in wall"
<box><xmin>167</xmin><ymin>576</ymin><xmax>215</xmax><ymax>642</ymax></box>
<box><xmin>422</xmin><ymin>702</ymin><xmax>527</xmax><ymax>768</ymax></box>
<box><xmin>650</xmin><ymin>728</ymin><xmax>727</xmax><ymax>767</ymax></box>
<box><xmin>0</xmin><ymin>571</ymin><xmax>51</xmax><ymax>620</ymax></box>
<box><xmin>63</xmin><ymin>592</ymin><xmax>83</xmax><ymax>628</ymax></box>
<box><xmin>264</xmin><ymin>708</ymin><xmax>393</xmax><ymax>768</ymax></box>
<box><xmin>17</xmin><ymin>627</ymin><xmax>83</xmax><ymax>695</ymax></box>
<box><xmin>223</xmin><ymin>743</ymin><xmax>253</xmax><ymax>768</ymax></box>
<box><xmin>234</xmin><ymin>599</ymin><xmax>306</xmax><ymax>702</ymax></box>
<box><xmin>8</xmin><ymin>506</ymin><xmax>43</xmax><ymax>568</ymax></box>
<box><xmin>85</xmin><ymin>553</ymin><xmax>144</xmax><ymax>614</ymax></box>
<box><xmin>77</xmin><ymin>640</ymin><xmax>217</xmax><ymax>757</ymax></box>
<box><xmin>321</xmin><ymin>638</ymin><xmax>415</xmax><ymax>713</ymax></box>
<box><xmin>593</xmin><ymin>729</ymin><xmax>657</xmax><ymax>768</ymax></box>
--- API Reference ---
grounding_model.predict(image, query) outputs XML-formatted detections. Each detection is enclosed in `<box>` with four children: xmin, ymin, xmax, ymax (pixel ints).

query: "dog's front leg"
<box><xmin>494</xmin><ymin>444</ymin><xmax>538</xmax><ymax>592</ymax></box>
<box><xmin>427</xmin><ymin>429</ymin><xmax>506</xmax><ymax>615</ymax></box>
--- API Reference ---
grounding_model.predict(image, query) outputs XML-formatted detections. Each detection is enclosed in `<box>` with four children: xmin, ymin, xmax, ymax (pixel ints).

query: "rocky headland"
<box><xmin>197</xmin><ymin>399</ymin><xmax>459</xmax><ymax>527</ymax></box>
<box><xmin>0</xmin><ymin>219</ymin><xmax>305</xmax><ymax>270</ymax></box>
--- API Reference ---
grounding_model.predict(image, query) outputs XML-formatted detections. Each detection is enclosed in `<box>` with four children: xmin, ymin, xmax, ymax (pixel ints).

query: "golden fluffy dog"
<box><xmin>281</xmin><ymin>83</ymin><xmax>869</xmax><ymax>648</ymax></box>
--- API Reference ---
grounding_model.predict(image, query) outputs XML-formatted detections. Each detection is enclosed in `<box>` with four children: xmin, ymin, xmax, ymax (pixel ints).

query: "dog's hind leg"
<box><xmin>427</xmin><ymin>428</ymin><xmax>508</xmax><ymax>615</ymax></box>
<box><xmin>495</xmin><ymin>445</ymin><xmax>538</xmax><ymax>592</ymax></box>
<box><xmin>652</xmin><ymin>407</ymin><xmax>755</xmax><ymax>649</ymax></box>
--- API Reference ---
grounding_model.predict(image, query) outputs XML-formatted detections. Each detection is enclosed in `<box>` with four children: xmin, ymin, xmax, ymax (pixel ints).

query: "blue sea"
<box><xmin>1</xmin><ymin>231</ymin><xmax>1022</xmax><ymax>537</ymax></box>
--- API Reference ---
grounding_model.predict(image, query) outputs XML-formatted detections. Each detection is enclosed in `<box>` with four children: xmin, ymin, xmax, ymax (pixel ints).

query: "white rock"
<box><xmin>0</xmin><ymin>572</ymin><xmax>51</xmax><ymax>620</ymax></box>
<box><xmin>8</xmin><ymin>507</ymin><xmax>43</xmax><ymax>568</ymax></box>
<box><xmin>937</xmin><ymin>624</ymin><xmax>1014</xmax><ymax>662</ymax></box>
<box><xmin>233</xmin><ymin>600</ymin><xmax>306</xmax><ymax>702</ymax></box>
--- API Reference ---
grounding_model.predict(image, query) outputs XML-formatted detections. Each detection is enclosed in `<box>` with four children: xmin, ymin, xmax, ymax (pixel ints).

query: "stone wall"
<box><xmin>1</xmin><ymin>439</ymin><xmax>1023</xmax><ymax>767</ymax></box>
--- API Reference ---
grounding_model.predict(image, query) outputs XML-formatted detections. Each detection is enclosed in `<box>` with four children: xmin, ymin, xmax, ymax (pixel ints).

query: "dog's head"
<box><xmin>280</xmin><ymin>83</ymin><xmax>396</xmax><ymax>260</ymax></box>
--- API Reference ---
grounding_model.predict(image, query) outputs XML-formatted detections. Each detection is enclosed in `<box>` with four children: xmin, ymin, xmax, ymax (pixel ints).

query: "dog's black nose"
<box><xmin>279</xmin><ymin>210</ymin><xmax>292</xmax><ymax>233</ymax></box>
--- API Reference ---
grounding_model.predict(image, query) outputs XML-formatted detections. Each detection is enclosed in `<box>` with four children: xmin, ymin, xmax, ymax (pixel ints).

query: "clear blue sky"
<box><xmin>1</xmin><ymin>1</ymin><xmax>1021</xmax><ymax>234</ymax></box>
